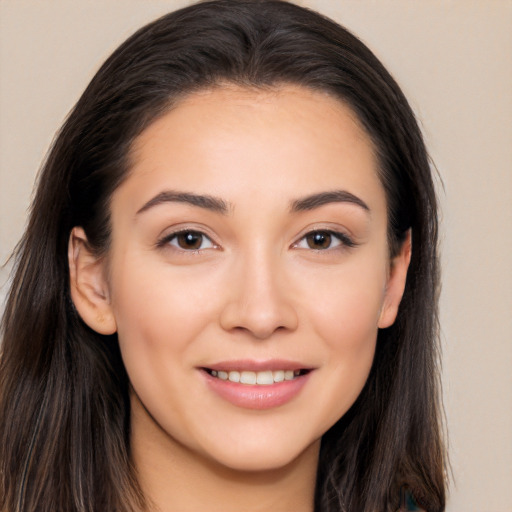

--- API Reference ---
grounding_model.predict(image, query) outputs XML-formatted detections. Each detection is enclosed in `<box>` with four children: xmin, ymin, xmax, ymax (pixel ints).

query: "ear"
<box><xmin>378</xmin><ymin>230</ymin><xmax>412</xmax><ymax>329</ymax></box>
<box><xmin>68</xmin><ymin>227</ymin><xmax>117</xmax><ymax>335</ymax></box>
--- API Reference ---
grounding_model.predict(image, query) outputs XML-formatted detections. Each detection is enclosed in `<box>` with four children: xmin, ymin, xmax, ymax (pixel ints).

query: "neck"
<box><xmin>130</xmin><ymin>394</ymin><xmax>319</xmax><ymax>512</ymax></box>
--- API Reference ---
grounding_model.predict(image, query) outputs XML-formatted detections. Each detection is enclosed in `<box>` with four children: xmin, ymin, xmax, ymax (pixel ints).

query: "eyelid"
<box><xmin>292</xmin><ymin>227</ymin><xmax>357</xmax><ymax>250</ymax></box>
<box><xmin>156</xmin><ymin>226</ymin><xmax>220</xmax><ymax>251</ymax></box>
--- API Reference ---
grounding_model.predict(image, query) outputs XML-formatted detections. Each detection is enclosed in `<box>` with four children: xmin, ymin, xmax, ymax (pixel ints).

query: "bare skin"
<box><xmin>69</xmin><ymin>85</ymin><xmax>411</xmax><ymax>511</ymax></box>
<box><xmin>131</xmin><ymin>391</ymin><xmax>319</xmax><ymax>511</ymax></box>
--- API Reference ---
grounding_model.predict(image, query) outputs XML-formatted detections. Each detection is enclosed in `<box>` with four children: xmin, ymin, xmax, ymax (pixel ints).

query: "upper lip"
<box><xmin>201</xmin><ymin>359</ymin><xmax>314</xmax><ymax>372</ymax></box>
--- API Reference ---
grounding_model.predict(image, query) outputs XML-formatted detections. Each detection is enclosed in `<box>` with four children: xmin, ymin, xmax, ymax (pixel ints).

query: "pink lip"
<box><xmin>204</xmin><ymin>359</ymin><xmax>310</xmax><ymax>372</ymax></box>
<box><xmin>200</xmin><ymin>365</ymin><xmax>313</xmax><ymax>410</ymax></box>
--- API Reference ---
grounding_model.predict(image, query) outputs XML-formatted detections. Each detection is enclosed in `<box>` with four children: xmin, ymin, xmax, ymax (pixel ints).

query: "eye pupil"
<box><xmin>307</xmin><ymin>231</ymin><xmax>331</xmax><ymax>249</ymax></box>
<box><xmin>177</xmin><ymin>232</ymin><xmax>202</xmax><ymax>250</ymax></box>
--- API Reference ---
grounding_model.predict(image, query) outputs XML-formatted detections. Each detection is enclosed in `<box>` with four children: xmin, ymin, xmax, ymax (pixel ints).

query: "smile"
<box><xmin>201</xmin><ymin>364</ymin><xmax>313</xmax><ymax>410</ymax></box>
<box><xmin>205</xmin><ymin>369</ymin><xmax>309</xmax><ymax>385</ymax></box>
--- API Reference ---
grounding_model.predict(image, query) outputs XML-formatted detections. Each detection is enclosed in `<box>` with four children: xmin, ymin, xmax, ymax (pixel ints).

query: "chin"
<box><xmin>201</xmin><ymin>435</ymin><xmax>320</xmax><ymax>473</ymax></box>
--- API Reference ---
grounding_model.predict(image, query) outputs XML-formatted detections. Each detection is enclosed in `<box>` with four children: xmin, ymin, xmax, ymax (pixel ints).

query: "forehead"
<box><xmin>131</xmin><ymin>84</ymin><xmax>374</xmax><ymax>162</ymax></box>
<box><xmin>119</xmin><ymin>84</ymin><xmax>385</xmax><ymax>216</ymax></box>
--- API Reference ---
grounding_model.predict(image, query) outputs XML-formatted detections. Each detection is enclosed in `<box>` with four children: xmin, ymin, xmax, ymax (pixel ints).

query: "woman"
<box><xmin>0</xmin><ymin>1</ymin><xmax>446</xmax><ymax>511</ymax></box>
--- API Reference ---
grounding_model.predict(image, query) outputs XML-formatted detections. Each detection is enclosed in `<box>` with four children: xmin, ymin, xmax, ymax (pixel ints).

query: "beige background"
<box><xmin>1</xmin><ymin>1</ymin><xmax>511</xmax><ymax>510</ymax></box>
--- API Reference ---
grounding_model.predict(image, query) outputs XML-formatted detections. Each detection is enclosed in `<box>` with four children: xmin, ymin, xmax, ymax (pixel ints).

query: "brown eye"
<box><xmin>165</xmin><ymin>230</ymin><xmax>214</xmax><ymax>251</ymax></box>
<box><xmin>176</xmin><ymin>232</ymin><xmax>203</xmax><ymax>249</ymax></box>
<box><xmin>305</xmin><ymin>231</ymin><xmax>333</xmax><ymax>249</ymax></box>
<box><xmin>294</xmin><ymin>230</ymin><xmax>355</xmax><ymax>251</ymax></box>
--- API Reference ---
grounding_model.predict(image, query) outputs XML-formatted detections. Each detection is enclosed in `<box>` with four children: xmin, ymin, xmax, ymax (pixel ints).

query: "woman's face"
<box><xmin>74</xmin><ymin>85</ymin><xmax>409</xmax><ymax>472</ymax></box>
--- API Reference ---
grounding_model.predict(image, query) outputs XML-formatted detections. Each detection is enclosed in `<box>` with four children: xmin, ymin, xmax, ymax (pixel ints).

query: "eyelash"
<box><xmin>293</xmin><ymin>229</ymin><xmax>356</xmax><ymax>251</ymax></box>
<box><xmin>156</xmin><ymin>229</ymin><xmax>216</xmax><ymax>252</ymax></box>
<box><xmin>157</xmin><ymin>228</ymin><xmax>356</xmax><ymax>253</ymax></box>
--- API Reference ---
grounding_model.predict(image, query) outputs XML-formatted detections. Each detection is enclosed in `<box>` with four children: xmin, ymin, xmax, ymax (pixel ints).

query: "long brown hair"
<box><xmin>0</xmin><ymin>1</ymin><xmax>446</xmax><ymax>511</ymax></box>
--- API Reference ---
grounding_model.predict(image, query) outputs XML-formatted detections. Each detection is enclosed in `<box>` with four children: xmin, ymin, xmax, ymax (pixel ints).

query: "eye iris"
<box><xmin>307</xmin><ymin>231</ymin><xmax>331</xmax><ymax>249</ymax></box>
<box><xmin>177</xmin><ymin>232</ymin><xmax>202</xmax><ymax>250</ymax></box>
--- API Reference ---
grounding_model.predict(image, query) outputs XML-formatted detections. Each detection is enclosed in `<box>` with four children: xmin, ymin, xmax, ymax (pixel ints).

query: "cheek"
<box><xmin>310</xmin><ymin>276</ymin><xmax>382</xmax><ymax>374</ymax></box>
<box><xmin>318</xmin><ymin>285</ymin><xmax>382</xmax><ymax>350</ymax></box>
<box><xmin>108</xmin><ymin>252</ymin><xmax>226</xmax><ymax>376</ymax></box>
<box><xmin>296</xmin><ymin>257</ymin><xmax>387</xmax><ymax>424</ymax></box>
<box><xmin>301</xmin><ymin>256</ymin><xmax>387</xmax><ymax>350</ymax></box>
<box><xmin>107</xmin><ymin>255</ymin><xmax>228</xmax><ymax>432</ymax></box>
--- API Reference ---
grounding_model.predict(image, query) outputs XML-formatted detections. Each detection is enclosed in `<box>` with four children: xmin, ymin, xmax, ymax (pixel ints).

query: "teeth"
<box><xmin>228</xmin><ymin>371</ymin><xmax>240</xmax><ymax>383</ymax></box>
<box><xmin>210</xmin><ymin>369</ymin><xmax>304</xmax><ymax>385</ymax></box>
<box><xmin>273</xmin><ymin>370</ymin><xmax>284</xmax><ymax>382</ymax></box>
<box><xmin>240</xmin><ymin>371</ymin><xmax>257</xmax><ymax>385</ymax></box>
<box><xmin>256</xmin><ymin>371</ymin><xmax>273</xmax><ymax>385</ymax></box>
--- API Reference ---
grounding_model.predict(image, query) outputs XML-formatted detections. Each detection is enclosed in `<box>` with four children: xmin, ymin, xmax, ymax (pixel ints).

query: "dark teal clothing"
<box><xmin>400</xmin><ymin>488</ymin><xmax>424</xmax><ymax>511</ymax></box>
<box><xmin>405</xmin><ymin>492</ymin><xmax>422</xmax><ymax>511</ymax></box>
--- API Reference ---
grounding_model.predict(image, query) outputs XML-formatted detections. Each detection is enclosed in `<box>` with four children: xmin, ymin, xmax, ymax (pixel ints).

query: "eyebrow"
<box><xmin>136</xmin><ymin>189</ymin><xmax>369</xmax><ymax>216</ymax></box>
<box><xmin>290</xmin><ymin>190</ymin><xmax>370</xmax><ymax>213</ymax></box>
<box><xmin>136</xmin><ymin>191</ymin><xmax>231</xmax><ymax>215</ymax></box>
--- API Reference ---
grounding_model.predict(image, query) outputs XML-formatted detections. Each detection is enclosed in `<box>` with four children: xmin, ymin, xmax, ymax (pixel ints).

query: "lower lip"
<box><xmin>202</xmin><ymin>371</ymin><xmax>312</xmax><ymax>410</ymax></box>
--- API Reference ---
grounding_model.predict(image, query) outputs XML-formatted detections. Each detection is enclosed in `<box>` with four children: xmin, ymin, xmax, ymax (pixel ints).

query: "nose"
<box><xmin>219</xmin><ymin>251</ymin><xmax>299</xmax><ymax>340</ymax></box>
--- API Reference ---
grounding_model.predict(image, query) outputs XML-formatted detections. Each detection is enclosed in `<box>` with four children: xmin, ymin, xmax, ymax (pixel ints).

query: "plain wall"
<box><xmin>1</xmin><ymin>2</ymin><xmax>511</xmax><ymax>511</ymax></box>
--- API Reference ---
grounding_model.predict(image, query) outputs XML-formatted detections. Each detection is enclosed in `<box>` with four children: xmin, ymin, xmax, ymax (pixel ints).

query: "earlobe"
<box><xmin>378</xmin><ymin>230</ymin><xmax>412</xmax><ymax>329</ymax></box>
<box><xmin>68</xmin><ymin>227</ymin><xmax>117</xmax><ymax>335</ymax></box>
